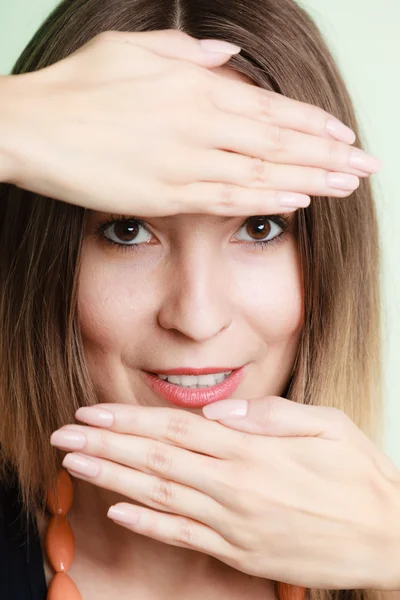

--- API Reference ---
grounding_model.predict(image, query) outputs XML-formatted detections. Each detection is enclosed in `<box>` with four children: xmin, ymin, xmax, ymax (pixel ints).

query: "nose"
<box><xmin>157</xmin><ymin>250</ymin><xmax>232</xmax><ymax>342</ymax></box>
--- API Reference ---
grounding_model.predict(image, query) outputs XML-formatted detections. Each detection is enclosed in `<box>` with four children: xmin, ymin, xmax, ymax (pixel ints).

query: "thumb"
<box><xmin>202</xmin><ymin>396</ymin><xmax>352</xmax><ymax>440</ymax></box>
<box><xmin>202</xmin><ymin>396</ymin><xmax>400</xmax><ymax>482</ymax></box>
<box><xmin>113</xmin><ymin>29</ymin><xmax>242</xmax><ymax>68</ymax></box>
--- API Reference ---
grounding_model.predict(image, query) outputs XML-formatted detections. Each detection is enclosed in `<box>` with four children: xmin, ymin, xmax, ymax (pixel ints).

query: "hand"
<box><xmin>50</xmin><ymin>398</ymin><xmax>400</xmax><ymax>591</ymax></box>
<box><xmin>1</xmin><ymin>29</ymin><xmax>381</xmax><ymax>217</ymax></box>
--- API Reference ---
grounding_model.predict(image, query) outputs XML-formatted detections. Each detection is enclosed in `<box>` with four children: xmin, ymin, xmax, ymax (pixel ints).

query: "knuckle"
<box><xmin>97</xmin><ymin>430</ymin><xmax>112</xmax><ymax>454</ymax></box>
<box><xmin>326</xmin><ymin>138</ymin><xmax>343</xmax><ymax>164</ymax></box>
<box><xmin>165</xmin><ymin>413</ymin><xmax>192</xmax><ymax>446</ymax></box>
<box><xmin>146</xmin><ymin>442</ymin><xmax>172</xmax><ymax>473</ymax></box>
<box><xmin>150</xmin><ymin>477</ymin><xmax>176</xmax><ymax>507</ymax></box>
<box><xmin>266</xmin><ymin>123</ymin><xmax>284</xmax><ymax>152</ymax></box>
<box><xmin>173</xmin><ymin>518</ymin><xmax>198</xmax><ymax>546</ymax></box>
<box><xmin>258</xmin><ymin>91</ymin><xmax>276</xmax><ymax>116</ymax></box>
<box><xmin>214</xmin><ymin>182</ymin><xmax>239</xmax><ymax>212</ymax></box>
<box><xmin>247</xmin><ymin>157</ymin><xmax>272</xmax><ymax>185</ymax></box>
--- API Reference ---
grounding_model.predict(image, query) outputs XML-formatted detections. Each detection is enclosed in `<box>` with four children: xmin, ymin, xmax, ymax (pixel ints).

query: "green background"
<box><xmin>1</xmin><ymin>0</ymin><xmax>399</xmax><ymax>466</ymax></box>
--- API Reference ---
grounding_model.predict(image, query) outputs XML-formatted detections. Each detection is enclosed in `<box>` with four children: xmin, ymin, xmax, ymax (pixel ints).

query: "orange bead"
<box><xmin>47</xmin><ymin>469</ymin><xmax>74</xmax><ymax>515</ymax></box>
<box><xmin>276</xmin><ymin>583</ymin><xmax>307</xmax><ymax>600</ymax></box>
<box><xmin>47</xmin><ymin>572</ymin><xmax>82</xmax><ymax>600</ymax></box>
<box><xmin>45</xmin><ymin>515</ymin><xmax>75</xmax><ymax>572</ymax></box>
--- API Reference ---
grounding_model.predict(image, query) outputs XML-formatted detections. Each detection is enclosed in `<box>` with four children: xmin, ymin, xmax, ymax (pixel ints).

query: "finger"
<box><xmin>171</xmin><ymin>171</ymin><xmax>355</xmax><ymax>217</ymax></box>
<box><xmin>61</xmin><ymin>450</ymin><xmax>228</xmax><ymax>533</ymax></box>
<box><xmin>107</xmin><ymin>502</ymin><xmax>234</xmax><ymax>565</ymax></box>
<box><xmin>55</xmin><ymin>422</ymin><xmax>228</xmax><ymax>501</ymax></box>
<box><xmin>206</xmin><ymin>396</ymin><xmax>400</xmax><ymax>484</ymax></box>
<box><xmin>202</xmin><ymin>114</ymin><xmax>380</xmax><ymax>177</ymax></box>
<box><xmin>206</xmin><ymin>396</ymin><xmax>374</xmax><ymax>452</ymax></box>
<box><xmin>191</xmin><ymin>149</ymin><xmax>360</xmax><ymax>197</ymax></box>
<box><xmin>92</xmin><ymin>29</ymin><xmax>241</xmax><ymax>68</ymax></box>
<box><xmin>74</xmin><ymin>403</ymin><xmax>243</xmax><ymax>459</ymax></box>
<box><xmin>210</xmin><ymin>76</ymin><xmax>357</xmax><ymax>144</ymax></box>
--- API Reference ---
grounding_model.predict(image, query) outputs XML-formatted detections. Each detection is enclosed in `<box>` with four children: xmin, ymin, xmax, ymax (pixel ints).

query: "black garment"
<box><xmin>0</xmin><ymin>477</ymin><xmax>47</xmax><ymax>599</ymax></box>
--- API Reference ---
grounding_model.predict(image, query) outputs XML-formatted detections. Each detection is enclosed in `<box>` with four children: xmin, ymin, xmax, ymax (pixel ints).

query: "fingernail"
<box><xmin>107</xmin><ymin>505</ymin><xmax>140</xmax><ymax>525</ymax></box>
<box><xmin>62</xmin><ymin>453</ymin><xmax>101</xmax><ymax>478</ymax></box>
<box><xmin>326</xmin><ymin>172</ymin><xmax>360</xmax><ymax>190</ymax></box>
<box><xmin>50</xmin><ymin>429</ymin><xmax>87</xmax><ymax>450</ymax></box>
<box><xmin>75</xmin><ymin>406</ymin><xmax>114</xmax><ymax>427</ymax></box>
<box><xmin>199</xmin><ymin>39</ymin><xmax>241</xmax><ymax>54</ymax></box>
<box><xmin>278</xmin><ymin>193</ymin><xmax>311</xmax><ymax>209</ymax></box>
<box><xmin>203</xmin><ymin>399</ymin><xmax>248</xmax><ymax>420</ymax></box>
<box><xmin>349</xmin><ymin>149</ymin><xmax>381</xmax><ymax>173</ymax></box>
<box><xmin>326</xmin><ymin>119</ymin><xmax>356</xmax><ymax>144</ymax></box>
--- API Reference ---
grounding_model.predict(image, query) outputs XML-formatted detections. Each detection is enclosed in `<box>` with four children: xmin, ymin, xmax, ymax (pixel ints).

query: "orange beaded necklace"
<box><xmin>45</xmin><ymin>468</ymin><xmax>81</xmax><ymax>599</ymax></box>
<box><xmin>44</xmin><ymin>468</ymin><xmax>308</xmax><ymax>600</ymax></box>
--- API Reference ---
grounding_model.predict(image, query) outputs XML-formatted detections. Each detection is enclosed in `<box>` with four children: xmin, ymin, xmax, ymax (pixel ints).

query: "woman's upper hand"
<box><xmin>0</xmin><ymin>29</ymin><xmax>380</xmax><ymax>216</ymax></box>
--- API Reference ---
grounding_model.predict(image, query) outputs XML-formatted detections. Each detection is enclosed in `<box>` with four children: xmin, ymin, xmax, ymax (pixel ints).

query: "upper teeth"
<box><xmin>156</xmin><ymin>372</ymin><xmax>232</xmax><ymax>388</ymax></box>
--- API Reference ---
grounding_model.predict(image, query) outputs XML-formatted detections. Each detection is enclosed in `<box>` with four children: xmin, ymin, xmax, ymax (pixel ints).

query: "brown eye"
<box><xmin>102</xmin><ymin>219</ymin><xmax>152</xmax><ymax>246</ymax></box>
<box><xmin>245</xmin><ymin>217</ymin><xmax>272</xmax><ymax>240</ymax></box>
<box><xmin>234</xmin><ymin>216</ymin><xmax>283</xmax><ymax>244</ymax></box>
<box><xmin>113</xmin><ymin>220</ymin><xmax>139</xmax><ymax>242</ymax></box>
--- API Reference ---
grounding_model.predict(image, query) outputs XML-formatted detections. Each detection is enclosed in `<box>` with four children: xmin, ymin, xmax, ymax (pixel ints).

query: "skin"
<box><xmin>38</xmin><ymin>67</ymin><xmax>304</xmax><ymax>599</ymax></box>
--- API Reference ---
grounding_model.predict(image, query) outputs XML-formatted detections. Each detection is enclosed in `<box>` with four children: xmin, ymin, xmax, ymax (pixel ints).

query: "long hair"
<box><xmin>0</xmin><ymin>2</ymin><xmax>383</xmax><ymax>600</ymax></box>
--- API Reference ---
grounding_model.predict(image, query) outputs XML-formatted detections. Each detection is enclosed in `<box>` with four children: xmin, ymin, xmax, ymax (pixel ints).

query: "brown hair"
<box><xmin>0</xmin><ymin>2</ymin><xmax>383</xmax><ymax>600</ymax></box>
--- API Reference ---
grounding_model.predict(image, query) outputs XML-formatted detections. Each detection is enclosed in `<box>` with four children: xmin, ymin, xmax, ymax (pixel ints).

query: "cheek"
<box><xmin>77</xmin><ymin>251</ymin><xmax>153</xmax><ymax>350</ymax></box>
<box><xmin>231</xmin><ymin>242</ymin><xmax>304</xmax><ymax>340</ymax></box>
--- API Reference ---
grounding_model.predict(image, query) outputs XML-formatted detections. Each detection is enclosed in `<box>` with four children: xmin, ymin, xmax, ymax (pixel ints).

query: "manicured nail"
<box><xmin>62</xmin><ymin>453</ymin><xmax>101</xmax><ymax>478</ymax></box>
<box><xmin>278</xmin><ymin>193</ymin><xmax>311</xmax><ymax>209</ymax></box>
<box><xmin>349</xmin><ymin>149</ymin><xmax>381</xmax><ymax>173</ymax></box>
<box><xmin>75</xmin><ymin>406</ymin><xmax>114</xmax><ymax>427</ymax></box>
<box><xmin>199</xmin><ymin>39</ymin><xmax>241</xmax><ymax>54</ymax></box>
<box><xmin>107</xmin><ymin>505</ymin><xmax>140</xmax><ymax>525</ymax></box>
<box><xmin>326</xmin><ymin>172</ymin><xmax>359</xmax><ymax>190</ymax></box>
<box><xmin>326</xmin><ymin>119</ymin><xmax>356</xmax><ymax>144</ymax></box>
<box><xmin>50</xmin><ymin>429</ymin><xmax>87</xmax><ymax>450</ymax></box>
<box><xmin>203</xmin><ymin>399</ymin><xmax>248</xmax><ymax>420</ymax></box>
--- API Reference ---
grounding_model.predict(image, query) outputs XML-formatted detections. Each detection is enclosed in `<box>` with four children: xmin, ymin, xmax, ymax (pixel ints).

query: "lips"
<box><xmin>142</xmin><ymin>366</ymin><xmax>246</xmax><ymax>408</ymax></box>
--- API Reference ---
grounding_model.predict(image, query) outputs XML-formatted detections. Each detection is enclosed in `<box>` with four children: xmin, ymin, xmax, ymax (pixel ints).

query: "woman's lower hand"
<box><xmin>50</xmin><ymin>398</ymin><xmax>400</xmax><ymax>591</ymax></box>
<box><xmin>1</xmin><ymin>29</ymin><xmax>380</xmax><ymax>216</ymax></box>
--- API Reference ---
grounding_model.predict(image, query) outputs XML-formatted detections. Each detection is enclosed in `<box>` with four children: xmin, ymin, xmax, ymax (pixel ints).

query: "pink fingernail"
<box><xmin>278</xmin><ymin>193</ymin><xmax>311</xmax><ymax>209</ymax></box>
<box><xmin>62</xmin><ymin>453</ymin><xmax>101</xmax><ymax>477</ymax></box>
<box><xmin>349</xmin><ymin>149</ymin><xmax>381</xmax><ymax>173</ymax></box>
<box><xmin>199</xmin><ymin>39</ymin><xmax>241</xmax><ymax>54</ymax></box>
<box><xmin>108</xmin><ymin>505</ymin><xmax>140</xmax><ymax>525</ymax></box>
<box><xmin>202</xmin><ymin>399</ymin><xmax>248</xmax><ymax>420</ymax></box>
<box><xmin>326</xmin><ymin>172</ymin><xmax>359</xmax><ymax>190</ymax></box>
<box><xmin>75</xmin><ymin>407</ymin><xmax>114</xmax><ymax>427</ymax></box>
<box><xmin>326</xmin><ymin>119</ymin><xmax>356</xmax><ymax>144</ymax></box>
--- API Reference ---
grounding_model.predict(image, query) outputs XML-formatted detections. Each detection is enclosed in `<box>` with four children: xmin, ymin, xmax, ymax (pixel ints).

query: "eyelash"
<box><xmin>95</xmin><ymin>214</ymin><xmax>291</xmax><ymax>253</ymax></box>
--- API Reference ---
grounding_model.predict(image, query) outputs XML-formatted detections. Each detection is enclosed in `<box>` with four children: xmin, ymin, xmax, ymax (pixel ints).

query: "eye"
<box><xmin>101</xmin><ymin>219</ymin><xmax>152</xmax><ymax>246</ymax></box>
<box><xmin>234</xmin><ymin>215</ymin><xmax>287</xmax><ymax>246</ymax></box>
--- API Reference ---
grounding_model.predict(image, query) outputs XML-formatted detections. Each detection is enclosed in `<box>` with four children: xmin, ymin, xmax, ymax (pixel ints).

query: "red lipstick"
<box><xmin>142</xmin><ymin>365</ymin><xmax>246</xmax><ymax>408</ymax></box>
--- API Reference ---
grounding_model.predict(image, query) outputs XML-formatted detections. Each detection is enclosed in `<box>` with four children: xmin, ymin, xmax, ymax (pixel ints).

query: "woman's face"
<box><xmin>78</xmin><ymin>67</ymin><xmax>304</xmax><ymax>415</ymax></box>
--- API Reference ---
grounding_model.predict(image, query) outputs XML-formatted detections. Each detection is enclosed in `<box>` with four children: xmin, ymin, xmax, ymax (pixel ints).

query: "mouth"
<box><xmin>141</xmin><ymin>366</ymin><xmax>246</xmax><ymax>408</ymax></box>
